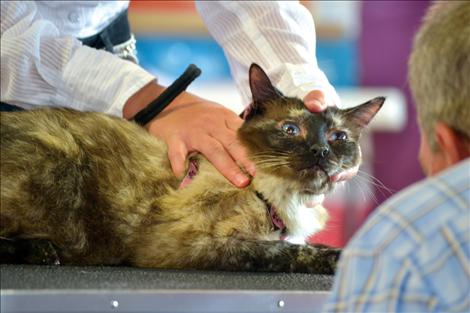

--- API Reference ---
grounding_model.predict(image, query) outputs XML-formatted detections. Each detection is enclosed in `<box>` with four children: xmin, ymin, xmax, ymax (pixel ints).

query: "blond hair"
<box><xmin>408</xmin><ymin>1</ymin><xmax>470</xmax><ymax>150</ymax></box>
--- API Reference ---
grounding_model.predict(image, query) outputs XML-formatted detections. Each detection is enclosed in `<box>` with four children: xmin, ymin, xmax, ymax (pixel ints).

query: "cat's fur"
<box><xmin>0</xmin><ymin>64</ymin><xmax>384</xmax><ymax>273</ymax></box>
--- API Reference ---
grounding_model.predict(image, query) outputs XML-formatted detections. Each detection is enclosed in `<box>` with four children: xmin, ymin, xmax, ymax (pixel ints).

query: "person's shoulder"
<box><xmin>382</xmin><ymin>158</ymin><xmax>469</xmax><ymax>219</ymax></box>
<box><xmin>345</xmin><ymin>158</ymin><xmax>470</xmax><ymax>258</ymax></box>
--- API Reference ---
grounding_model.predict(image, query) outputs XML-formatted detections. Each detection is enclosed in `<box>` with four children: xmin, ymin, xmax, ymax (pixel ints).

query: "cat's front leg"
<box><xmin>132</xmin><ymin>233</ymin><xmax>339</xmax><ymax>274</ymax></box>
<box><xmin>208</xmin><ymin>239</ymin><xmax>340</xmax><ymax>274</ymax></box>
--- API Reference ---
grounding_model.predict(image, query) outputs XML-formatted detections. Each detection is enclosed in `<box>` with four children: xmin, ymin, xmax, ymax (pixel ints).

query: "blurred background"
<box><xmin>128</xmin><ymin>0</ymin><xmax>430</xmax><ymax>247</ymax></box>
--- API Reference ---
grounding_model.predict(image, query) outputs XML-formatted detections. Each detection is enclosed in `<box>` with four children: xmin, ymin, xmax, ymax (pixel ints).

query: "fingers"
<box><xmin>146</xmin><ymin>98</ymin><xmax>255</xmax><ymax>187</ymax></box>
<box><xmin>217</xmin><ymin>128</ymin><xmax>256</xmax><ymax>177</ymax></box>
<box><xmin>167</xmin><ymin>136</ymin><xmax>188</xmax><ymax>178</ymax></box>
<box><xmin>303</xmin><ymin>90</ymin><xmax>327</xmax><ymax>112</ymax></box>
<box><xmin>224</xmin><ymin>115</ymin><xmax>243</xmax><ymax>132</ymax></box>
<box><xmin>193</xmin><ymin>135</ymin><xmax>251</xmax><ymax>188</ymax></box>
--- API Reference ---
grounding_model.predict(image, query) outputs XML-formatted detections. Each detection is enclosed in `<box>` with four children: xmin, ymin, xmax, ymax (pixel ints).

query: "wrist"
<box><xmin>122</xmin><ymin>80</ymin><xmax>204</xmax><ymax>120</ymax></box>
<box><xmin>123</xmin><ymin>80</ymin><xmax>165</xmax><ymax>120</ymax></box>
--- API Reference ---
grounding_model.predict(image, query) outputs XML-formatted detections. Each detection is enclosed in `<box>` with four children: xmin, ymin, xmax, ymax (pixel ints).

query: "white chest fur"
<box><xmin>253</xmin><ymin>173</ymin><xmax>328</xmax><ymax>244</ymax></box>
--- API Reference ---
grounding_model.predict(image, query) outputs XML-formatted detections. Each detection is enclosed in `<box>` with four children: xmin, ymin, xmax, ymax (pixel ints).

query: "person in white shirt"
<box><xmin>1</xmin><ymin>1</ymin><xmax>347</xmax><ymax>187</ymax></box>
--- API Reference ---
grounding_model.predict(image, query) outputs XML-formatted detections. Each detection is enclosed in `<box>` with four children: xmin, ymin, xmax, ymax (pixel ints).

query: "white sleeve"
<box><xmin>0</xmin><ymin>1</ymin><xmax>155</xmax><ymax>117</ymax></box>
<box><xmin>196</xmin><ymin>1</ymin><xmax>340</xmax><ymax>107</ymax></box>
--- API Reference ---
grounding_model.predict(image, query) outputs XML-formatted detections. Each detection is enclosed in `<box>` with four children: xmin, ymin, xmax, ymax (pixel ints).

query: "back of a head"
<box><xmin>408</xmin><ymin>1</ymin><xmax>470</xmax><ymax>150</ymax></box>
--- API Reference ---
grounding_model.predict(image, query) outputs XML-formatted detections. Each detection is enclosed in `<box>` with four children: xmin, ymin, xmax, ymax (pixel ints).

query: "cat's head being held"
<box><xmin>238</xmin><ymin>64</ymin><xmax>384</xmax><ymax>196</ymax></box>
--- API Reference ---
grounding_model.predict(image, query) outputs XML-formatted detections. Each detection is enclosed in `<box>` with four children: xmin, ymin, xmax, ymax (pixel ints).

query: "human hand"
<box><xmin>303</xmin><ymin>89</ymin><xmax>358</xmax><ymax>182</ymax></box>
<box><xmin>123</xmin><ymin>81</ymin><xmax>255</xmax><ymax>188</ymax></box>
<box><xmin>303</xmin><ymin>90</ymin><xmax>328</xmax><ymax>112</ymax></box>
<box><xmin>147</xmin><ymin>98</ymin><xmax>256</xmax><ymax>187</ymax></box>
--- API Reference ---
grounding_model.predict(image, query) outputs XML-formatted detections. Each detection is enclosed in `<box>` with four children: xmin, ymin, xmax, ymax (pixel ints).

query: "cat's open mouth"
<box><xmin>299</xmin><ymin>165</ymin><xmax>328</xmax><ymax>178</ymax></box>
<box><xmin>298</xmin><ymin>165</ymin><xmax>332</xmax><ymax>194</ymax></box>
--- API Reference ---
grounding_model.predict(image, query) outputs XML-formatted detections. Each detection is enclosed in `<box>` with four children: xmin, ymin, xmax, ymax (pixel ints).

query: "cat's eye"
<box><xmin>281</xmin><ymin>123</ymin><xmax>300</xmax><ymax>136</ymax></box>
<box><xmin>329</xmin><ymin>131</ymin><xmax>348</xmax><ymax>141</ymax></box>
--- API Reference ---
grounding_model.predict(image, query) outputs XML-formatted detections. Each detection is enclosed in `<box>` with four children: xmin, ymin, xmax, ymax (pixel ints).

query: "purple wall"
<box><xmin>360</xmin><ymin>1</ymin><xmax>430</xmax><ymax>206</ymax></box>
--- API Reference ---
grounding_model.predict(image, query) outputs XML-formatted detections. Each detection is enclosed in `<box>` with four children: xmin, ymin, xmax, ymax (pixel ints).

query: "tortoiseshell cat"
<box><xmin>0</xmin><ymin>64</ymin><xmax>384</xmax><ymax>273</ymax></box>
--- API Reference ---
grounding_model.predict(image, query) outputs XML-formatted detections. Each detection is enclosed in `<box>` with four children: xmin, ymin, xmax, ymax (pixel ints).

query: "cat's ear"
<box><xmin>344</xmin><ymin>97</ymin><xmax>385</xmax><ymax>128</ymax></box>
<box><xmin>244</xmin><ymin>64</ymin><xmax>284</xmax><ymax>120</ymax></box>
<box><xmin>249</xmin><ymin>63</ymin><xmax>284</xmax><ymax>103</ymax></box>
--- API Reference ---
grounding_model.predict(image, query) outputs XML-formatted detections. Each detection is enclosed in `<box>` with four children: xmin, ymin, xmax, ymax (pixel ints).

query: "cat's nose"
<box><xmin>311</xmin><ymin>144</ymin><xmax>330</xmax><ymax>159</ymax></box>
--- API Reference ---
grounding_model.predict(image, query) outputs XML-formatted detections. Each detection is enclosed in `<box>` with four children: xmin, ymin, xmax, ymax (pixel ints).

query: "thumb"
<box><xmin>303</xmin><ymin>90</ymin><xmax>327</xmax><ymax>113</ymax></box>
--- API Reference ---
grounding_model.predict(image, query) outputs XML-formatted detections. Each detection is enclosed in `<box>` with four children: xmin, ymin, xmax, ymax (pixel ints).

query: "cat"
<box><xmin>0</xmin><ymin>64</ymin><xmax>384</xmax><ymax>274</ymax></box>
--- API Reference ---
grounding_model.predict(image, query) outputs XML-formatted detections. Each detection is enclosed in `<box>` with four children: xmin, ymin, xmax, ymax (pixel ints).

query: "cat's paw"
<box><xmin>294</xmin><ymin>244</ymin><xmax>341</xmax><ymax>274</ymax></box>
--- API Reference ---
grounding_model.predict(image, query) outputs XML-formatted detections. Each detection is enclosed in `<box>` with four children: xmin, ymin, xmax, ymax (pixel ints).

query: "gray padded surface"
<box><xmin>1</xmin><ymin>264</ymin><xmax>334</xmax><ymax>291</ymax></box>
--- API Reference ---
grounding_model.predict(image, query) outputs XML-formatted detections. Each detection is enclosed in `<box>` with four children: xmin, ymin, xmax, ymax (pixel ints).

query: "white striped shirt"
<box><xmin>1</xmin><ymin>1</ymin><xmax>338</xmax><ymax>117</ymax></box>
<box><xmin>324</xmin><ymin>158</ymin><xmax>470</xmax><ymax>312</ymax></box>
<box><xmin>196</xmin><ymin>1</ymin><xmax>340</xmax><ymax>106</ymax></box>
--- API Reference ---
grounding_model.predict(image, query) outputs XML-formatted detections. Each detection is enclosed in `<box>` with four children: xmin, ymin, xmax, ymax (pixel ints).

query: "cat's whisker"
<box><xmin>334</xmin><ymin>166</ymin><xmax>371</xmax><ymax>202</ymax></box>
<box><xmin>355</xmin><ymin>174</ymin><xmax>393</xmax><ymax>205</ymax></box>
<box><xmin>346</xmin><ymin>176</ymin><xmax>365</xmax><ymax>203</ymax></box>
<box><xmin>356</xmin><ymin>170</ymin><xmax>390</xmax><ymax>190</ymax></box>
<box><xmin>251</xmin><ymin>157</ymin><xmax>288</xmax><ymax>163</ymax></box>
<box><xmin>354</xmin><ymin>176</ymin><xmax>383</xmax><ymax>202</ymax></box>
<box><xmin>250</xmin><ymin>153</ymin><xmax>288</xmax><ymax>158</ymax></box>
<box><xmin>356</xmin><ymin>170</ymin><xmax>394</xmax><ymax>197</ymax></box>
<box><xmin>251</xmin><ymin>158</ymin><xmax>291</xmax><ymax>167</ymax></box>
<box><xmin>250</xmin><ymin>151</ymin><xmax>292</xmax><ymax>158</ymax></box>
<box><xmin>357</xmin><ymin>169</ymin><xmax>391</xmax><ymax>189</ymax></box>
<box><xmin>250</xmin><ymin>155</ymin><xmax>290</xmax><ymax>162</ymax></box>
<box><xmin>350</xmin><ymin>176</ymin><xmax>378</xmax><ymax>204</ymax></box>
<box><xmin>251</xmin><ymin>157</ymin><xmax>289</xmax><ymax>163</ymax></box>
<box><xmin>259</xmin><ymin>162</ymin><xmax>291</xmax><ymax>169</ymax></box>
<box><xmin>255</xmin><ymin>162</ymin><xmax>290</xmax><ymax>170</ymax></box>
<box><xmin>339</xmin><ymin>165</ymin><xmax>391</xmax><ymax>196</ymax></box>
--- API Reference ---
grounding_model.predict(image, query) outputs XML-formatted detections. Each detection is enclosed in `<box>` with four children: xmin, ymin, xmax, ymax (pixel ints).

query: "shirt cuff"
<box><xmin>62</xmin><ymin>45</ymin><xmax>155</xmax><ymax>117</ymax></box>
<box><xmin>275</xmin><ymin>63</ymin><xmax>341</xmax><ymax>107</ymax></box>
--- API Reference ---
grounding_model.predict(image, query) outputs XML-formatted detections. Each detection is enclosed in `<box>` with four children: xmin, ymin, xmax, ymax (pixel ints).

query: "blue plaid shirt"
<box><xmin>324</xmin><ymin>158</ymin><xmax>470</xmax><ymax>312</ymax></box>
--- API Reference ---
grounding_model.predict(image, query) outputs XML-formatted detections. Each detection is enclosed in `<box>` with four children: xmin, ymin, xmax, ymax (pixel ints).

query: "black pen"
<box><xmin>133</xmin><ymin>64</ymin><xmax>202</xmax><ymax>126</ymax></box>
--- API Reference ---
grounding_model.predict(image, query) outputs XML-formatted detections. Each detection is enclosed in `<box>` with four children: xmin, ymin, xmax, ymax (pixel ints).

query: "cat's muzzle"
<box><xmin>298</xmin><ymin>167</ymin><xmax>331</xmax><ymax>195</ymax></box>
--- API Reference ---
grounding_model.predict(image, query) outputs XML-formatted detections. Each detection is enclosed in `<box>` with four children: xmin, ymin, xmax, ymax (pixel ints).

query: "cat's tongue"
<box><xmin>329</xmin><ymin>172</ymin><xmax>344</xmax><ymax>182</ymax></box>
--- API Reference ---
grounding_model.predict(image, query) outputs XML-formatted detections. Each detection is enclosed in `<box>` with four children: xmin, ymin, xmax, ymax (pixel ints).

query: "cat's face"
<box><xmin>238</xmin><ymin>64</ymin><xmax>384</xmax><ymax>195</ymax></box>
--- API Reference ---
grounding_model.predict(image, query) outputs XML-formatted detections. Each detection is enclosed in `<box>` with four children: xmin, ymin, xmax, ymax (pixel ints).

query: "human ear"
<box><xmin>434</xmin><ymin>122</ymin><xmax>469</xmax><ymax>166</ymax></box>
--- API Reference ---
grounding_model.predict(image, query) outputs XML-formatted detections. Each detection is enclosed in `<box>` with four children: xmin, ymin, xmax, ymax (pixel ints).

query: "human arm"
<box><xmin>196</xmin><ymin>1</ymin><xmax>341</xmax><ymax>111</ymax></box>
<box><xmin>123</xmin><ymin>81</ymin><xmax>255</xmax><ymax>187</ymax></box>
<box><xmin>1</xmin><ymin>1</ymin><xmax>254</xmax><ymax>187</ymax></box>
<box><xmin>0</xmin><ymin>1</ymin><xmax>154</xmax><ymax>116</ymax></box>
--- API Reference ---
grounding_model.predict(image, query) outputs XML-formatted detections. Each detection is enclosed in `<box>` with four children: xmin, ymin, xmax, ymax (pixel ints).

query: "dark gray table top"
<box><xmin>1</xmin><ymin>265</ymin><xmax>334</xmax><ymax>313</ymax></box>
<box><xmin>1</xmin><ymin>264</ymin><xmax>334</xmax><ymax>291</ymax></box>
